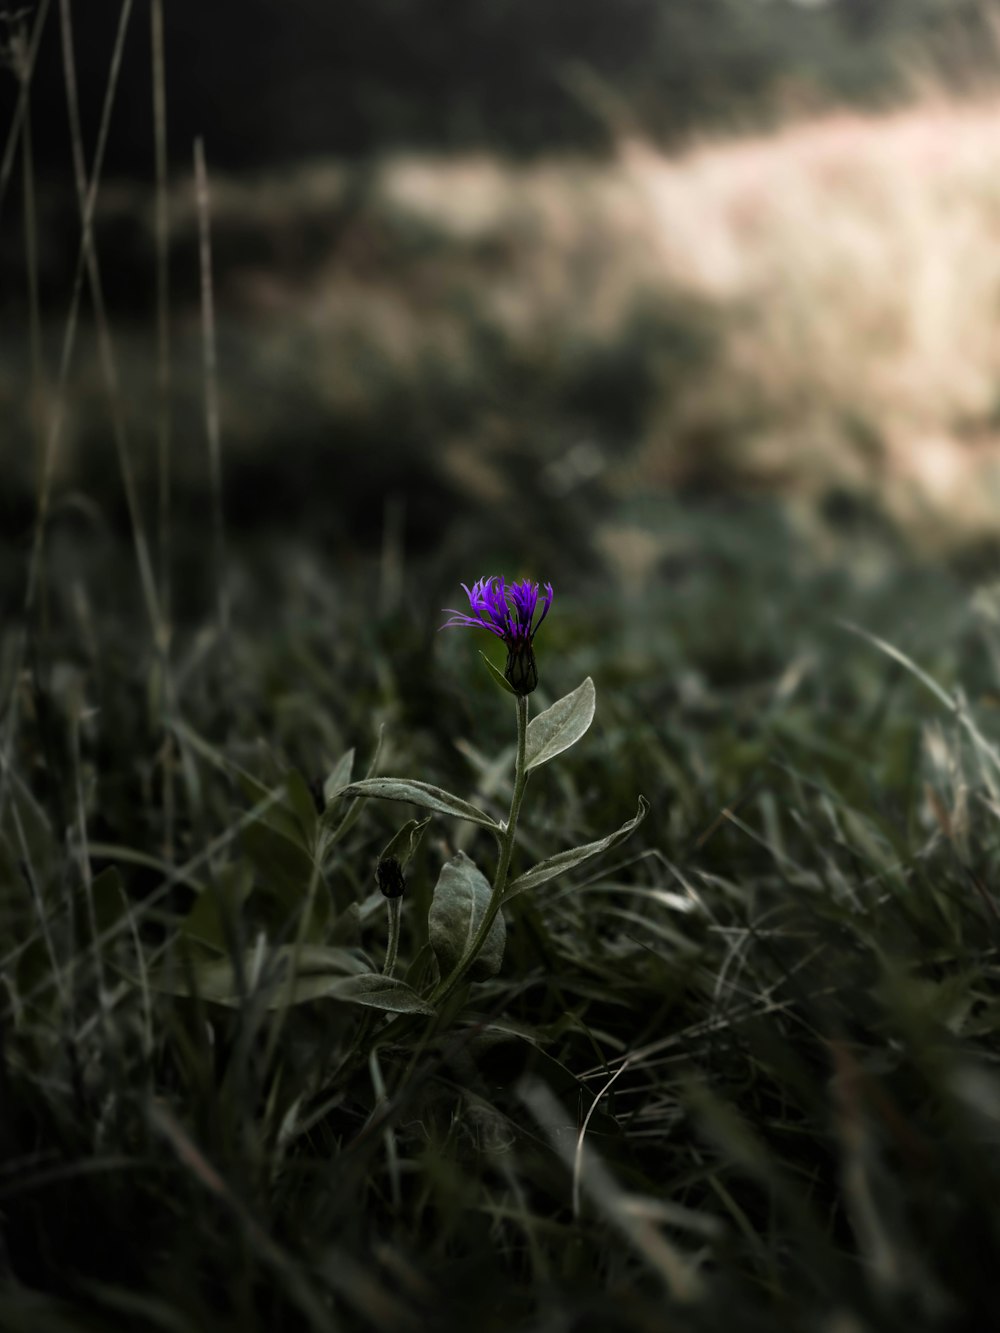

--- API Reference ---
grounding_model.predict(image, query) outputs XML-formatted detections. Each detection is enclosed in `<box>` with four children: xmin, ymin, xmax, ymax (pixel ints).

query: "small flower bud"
<box><xmin>504</xmin><ymin>640</ymin><xmax>538</xmax><ymax>696</ymax></box>
<box><xmin>375</xmin><ymin>856</ymin><xmax>406</xmax><ymax>900</ymax></box>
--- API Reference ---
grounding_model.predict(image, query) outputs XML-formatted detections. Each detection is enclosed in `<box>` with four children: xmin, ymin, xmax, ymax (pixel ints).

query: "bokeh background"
<box><xmin>6</xmin><ymin>0</ymin><xmax>1000</xmax><ymax>621</ymax></box>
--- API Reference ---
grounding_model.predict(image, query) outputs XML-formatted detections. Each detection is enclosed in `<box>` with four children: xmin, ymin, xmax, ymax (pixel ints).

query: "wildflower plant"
<box><xmin>340</xmin><ymin>576</ymin><xmax>649</xmax><ymax>1006</ymax></box>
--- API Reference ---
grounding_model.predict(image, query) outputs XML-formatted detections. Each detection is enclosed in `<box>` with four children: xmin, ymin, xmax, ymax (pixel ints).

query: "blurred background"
<box><xmin>5</xmin><ymin>0</ymin><xmax>1000</xmax><ymax>624</ymax></box>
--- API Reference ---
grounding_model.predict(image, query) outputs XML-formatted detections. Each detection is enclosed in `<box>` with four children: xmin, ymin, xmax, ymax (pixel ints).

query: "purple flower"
<box><xmin>442</xmin><ymin>576</ymin><xmax>553</xmax><ymax>695</ymax></box>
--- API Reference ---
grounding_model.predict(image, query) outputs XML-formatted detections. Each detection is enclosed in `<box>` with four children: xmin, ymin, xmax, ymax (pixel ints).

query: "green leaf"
<box><xmin>163</xmin><ymin>955</ymin><xmax>431</xmax><ymax>1013</ymax></box>
<box><xmin>172</xmin><ymin>723</ymin><xmax>313</xmax><ymax>855</ymax></box>
<box><xmin>242</xmin><ymin>822</ymin><xmax>315</xmax><ymax>895</ymax></box>
<box><xmin>180</xmin><ymin>863</ymin><xmax>253</xmax><ymax>952</ymax></box>
<box><xmin>504</xmin><ymin>796</ymin><xmax>649</xmax><ymax>900</ymax></box>
<box><xmin>320</xmin><ymin>972</ymin><xmax>435</xmax><ymax>1014</ymax></box>
<box><xmin>147</xmin><ymin>944</ymin><xmax>373</xmax><ymax>1008</ymax></box>
<box><xmin>524</xmin><ymin>676</ymin><xmax>596</xmax><ymax>771</ymax></box>
<box><xmin>429</xmin><ymin>850</ymin><xmax>505</xmax><ymax>981</ymax></box>
<box><xmin>235</xmin><ymin>771</ymin><xmax>308</xmax><ymax>849</ymax></box>
<box><xmin>378</xmin><ymin>816</ymin><xmax>432</xmax><ymax>869</ymax></box>
<box><xmin>241</xmin><ymin>815</ymin><xmax>326</xmax><ymax>943</ymax></box>
<box><xmin>480</xmin><ymin>650</ymin><xmax>517</xmax><ymax>695</ymax></box>
<box><xmin>339</xmin><ymin>778</ymin><xmax>501</xmax><ymax>832</ymax></box>
<box><xmin>81</xmin><ymin>866</ymin><xmax>128</xmax><ymax>943</ymax></box>
<box><xmin>85</xmin><ymin>843</ymin><xmax>206</xmax><ymax>894</ymax></box>
<box><xmin>286</xmin><ymin>770</ymin><xmax>319</xmax><ymax>849</ymax></box>
<box><xmin>323</xmin><ymin>747</ymin><xmax>355</xmax><ymax>804</ymax></box>
<box><xmin>2</xmin><ymin>780</ymin><xmax>57</xmax><ymax>899</ymax></box>
<box><xmin>320</xmin><ymin>730</ymin><xmax>384</xmax><ymax>842</ymax></box>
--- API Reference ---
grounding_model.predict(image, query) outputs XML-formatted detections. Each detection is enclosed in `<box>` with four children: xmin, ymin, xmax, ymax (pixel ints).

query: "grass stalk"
<box><xmin>58</xmin><ymin>0</ymin><xmax>162</xmax><ymax>641</ymax></box>
<box><xmin>0</xmin><ymin>0</ymin><xmax>51</xmax><ymax>223</ymax></box>
<box><xmin>195</xmin><ymin>137</ymin><xmax>229</xmax><ymax>636</ymax></box>
<box><xmin>150</xmin><ymin>0</ymin><xmax>175</xmax><ymax>866</ymax></box>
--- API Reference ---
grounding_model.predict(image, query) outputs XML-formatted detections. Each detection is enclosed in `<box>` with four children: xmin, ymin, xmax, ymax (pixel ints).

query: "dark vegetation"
<box><xmin>5</xmin><ymin>493</ymin><xmax>1000</xmax><ymax>1332</ymax></box>
<box><xmin>4</xmin><ymin>1</ymin><xmax>1000</xmax><ymax>1329</ymax></box>
<box><xmin>4</xmin><ymin>0</ymin><xmax>1000</xmax><ymax>176</ymax></box>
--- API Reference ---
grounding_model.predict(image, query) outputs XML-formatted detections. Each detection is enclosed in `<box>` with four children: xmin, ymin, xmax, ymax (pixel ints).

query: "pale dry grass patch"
<box><xmin>345</xmin><ymin>105</ymin><xmax>1000</xmax><ymax>540</ymax></box>
<box><xmin>14</xmin><ymin>96</ymin><xmax>1000</xmax><ymax>548</ymax></box>
<box><xmin>620</xmin><ymin>103</ymin><xmax>1000</xmax><ymax>538</ymax></box>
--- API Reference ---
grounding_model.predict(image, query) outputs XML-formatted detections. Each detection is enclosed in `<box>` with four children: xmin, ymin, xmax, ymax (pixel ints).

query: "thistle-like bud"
<box><xmin>504</xmin><ymin>640</ymin><xmax>538</xmax><ymax>696</ymax></box>
<box><xmin>375</xmin><ymin>855</ymin><xmax>406</xmax><ymax>900</ymax></box>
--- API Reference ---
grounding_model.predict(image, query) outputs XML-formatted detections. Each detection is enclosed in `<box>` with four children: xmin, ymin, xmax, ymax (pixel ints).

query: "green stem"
<box><xmin>384</xmin><ymin>896</ymin><xmax>401</xmax><ymax>977</ymax></box>
<box><xmin>430</xmin><ymin>693</ymin><xmax>528</xmax><ymax>1008</ymax></box>
<box><xmin>328</xmin><ymin>695</ymin><xmax>526</xmax><ymax>1088</ymax></box>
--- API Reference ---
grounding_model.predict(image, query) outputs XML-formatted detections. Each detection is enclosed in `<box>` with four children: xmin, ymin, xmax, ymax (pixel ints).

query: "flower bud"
<box><xmin>504</xmin><ymin>640</ymin><xmax>538</xmax><ymax>696</ymax></box>
<box><xmin>375</xmin><ymin>855</ymin><xmax>406</xmax><ymax>900</ymax></box>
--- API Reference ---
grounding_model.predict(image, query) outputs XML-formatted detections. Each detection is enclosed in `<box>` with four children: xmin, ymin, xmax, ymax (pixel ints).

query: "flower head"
<box><xmin>442</xmin><ymin>576</ymin><xmax>553</xmax><ymax>695</ymax></box>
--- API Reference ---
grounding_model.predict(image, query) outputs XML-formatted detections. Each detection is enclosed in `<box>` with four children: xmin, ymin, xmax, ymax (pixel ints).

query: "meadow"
<box><xmin>4</xmin><ymin>65</ymin><xmax>1000</xmax><ymax>1332</ymax></box>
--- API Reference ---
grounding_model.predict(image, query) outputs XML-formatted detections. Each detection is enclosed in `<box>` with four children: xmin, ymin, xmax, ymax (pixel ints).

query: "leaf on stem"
<box><xmin>323</xmin><ymin>973</ymin><xmax>435</xmax><ymax>1013</ymax></box>
<box><xmin>147</xmin><ymin>945</ymin><xmax>434</xmax><ymax>1012</ymax></box>
<box><xmin>480</xmin><ymin>650</ymin><xmax>517</xmax><ymax>695</ymax></box>
<box><xmin>525</xmin><ymin>677</ymin><xmax>596</xmax><ymax>771</ymax></box>
<box><xmin>339</xmin><ymin>778</ymin><xmax>501</xmax><ymax>832</ymax></box>
<box><xmin>504</xmin><ymin>796</ymin><xmax>650</xmax><ymax>900</ymax></box>
<box><xmin>429</xmin><ymin>850</ymin><xmax>506</xmax><ymax>981</ymax></box>
<box><xmin>322</xmin><ymin>747</ymin><xmax>356</xmax><ymax>804</ymax></box>
<box><xmin>378</xmin><ymin>815</ymin><xmax>432</xmax><ymax>870</ymax></box>
<box><xmin>322</xmin><ymin>726</ymin><xmax>386</xmax><ymax>842</ymax></box>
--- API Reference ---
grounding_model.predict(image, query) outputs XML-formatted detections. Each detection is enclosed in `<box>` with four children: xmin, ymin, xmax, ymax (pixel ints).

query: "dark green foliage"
<box><xmin>5</xmin><ymin>5</ymin><xmax>1000</xmax><ymax>1323</ymax></box>
<box><xmin>4</xmin><ymin>503</ymin><xmax>1000</xmax><ymax>1329</ymax></box>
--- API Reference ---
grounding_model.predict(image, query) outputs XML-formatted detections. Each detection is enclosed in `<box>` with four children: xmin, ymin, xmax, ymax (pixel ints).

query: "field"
<box><xmin>4</xmin><ymin>80</ymin><xmax>1000</xmax><ymax>1331</ymax></box>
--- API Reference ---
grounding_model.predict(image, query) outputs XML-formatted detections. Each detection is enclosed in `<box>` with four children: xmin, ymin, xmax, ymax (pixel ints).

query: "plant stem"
<box><xmin>430</xmin><ymin>694</ymin><xmax>528</xmax><ymax>1007</ymax></box>
<box><xmin>384</xmin><ymin>897</ymin><xmax>401</xmax><ymax>977</ymax></box>
<box><xmin>338</xmin><ymin>695</ymin><xmax>525</xmax><ymax>1072</ymax></box>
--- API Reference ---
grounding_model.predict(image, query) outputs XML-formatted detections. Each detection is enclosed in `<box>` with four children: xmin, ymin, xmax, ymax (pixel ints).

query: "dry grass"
<box><xmin>12</xmin><ymin>94</ymin><xmax>1000</xmax><ymax>548</ymax></box>
<box><xmin>367</xmin><ymin>100</ymin><xmax>1000</xmax><ymax>542</ymax></box>
<box><xmin>621</xmin><ymin>101</ymin><xmax>1000</xmax><ymax>540</ymax></box>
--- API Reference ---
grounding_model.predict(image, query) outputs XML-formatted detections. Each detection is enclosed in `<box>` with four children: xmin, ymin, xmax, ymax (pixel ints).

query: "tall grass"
<box><xmin>4</xmin><ymin>502</ymin><xmax>1000</xmax><ymax>1330</ymax></box>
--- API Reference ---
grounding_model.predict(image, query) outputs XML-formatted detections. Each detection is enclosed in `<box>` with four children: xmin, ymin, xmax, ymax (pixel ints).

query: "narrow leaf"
<box><xmin>429</xmin><ymin>850</ymin><xmax>505</xmax><ymax>981</ymax></box>
<box><xmin>147</xmin><ymin>944</ymin><xmax>378</xmax><ymax>1009</ymax></box>
<box><xmin>83</xmin><ymin>866</ymin><xmax>128</xmax><ymax>941</ymax></box>
<box><xmin>321</xmin><ymin>728</ymin><xmax>384</xmax><ymax>842</ymax></box>
<box><xmin>86</xmin><ymin>842</ymin><xmax>206</xmax><ymax>893</ymax></box>
<box><xmin>241</xmin><ymin>823</ymin><xmax>315</xmax><ymax>911</ymax></box>
<box><xmin>286</xmin><ymin>770</ymin><xmax>319</xmax><ymax>847</ymax></box>
<box><xmin>320</xmin><ymin>972</ymin><xmax>435</xmax><ymax>1014</ymax></box>
<box><xmin>504</xmin><ymin>797</ymin><xmax>649</xmax><ymax>900</ymax></box>
<box><xmin>525</xmin><ymin>676</ymin><xmax>596</xmax><ymax>771</ymax></box>
<box><xmin>480</xmin><ymin>650</ymin><xmax>517</xmax><ymax>695</ymax></box>
<box><xmin>235</xmin><ymin>771</ymin><xmax>307</xmax><ymax>849</ymax></box>
<box><xmin>180</xmin><ymin>862</ymin><xmax>253</xmax><ymax>951</ymax></box>
<box><xmin>323</xmin><ymin>747</ymin><xmax>356</xmax><ymax>804</ymax></box>
<box><xmin>339</xmin><ymin>778</ymin><xmax>501</xmax><ymax>831</ymax></box>
<box><xmin>379</xmin><ymin>816</ymin><xmax>432</xmax><ymax>870</ymax></box>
